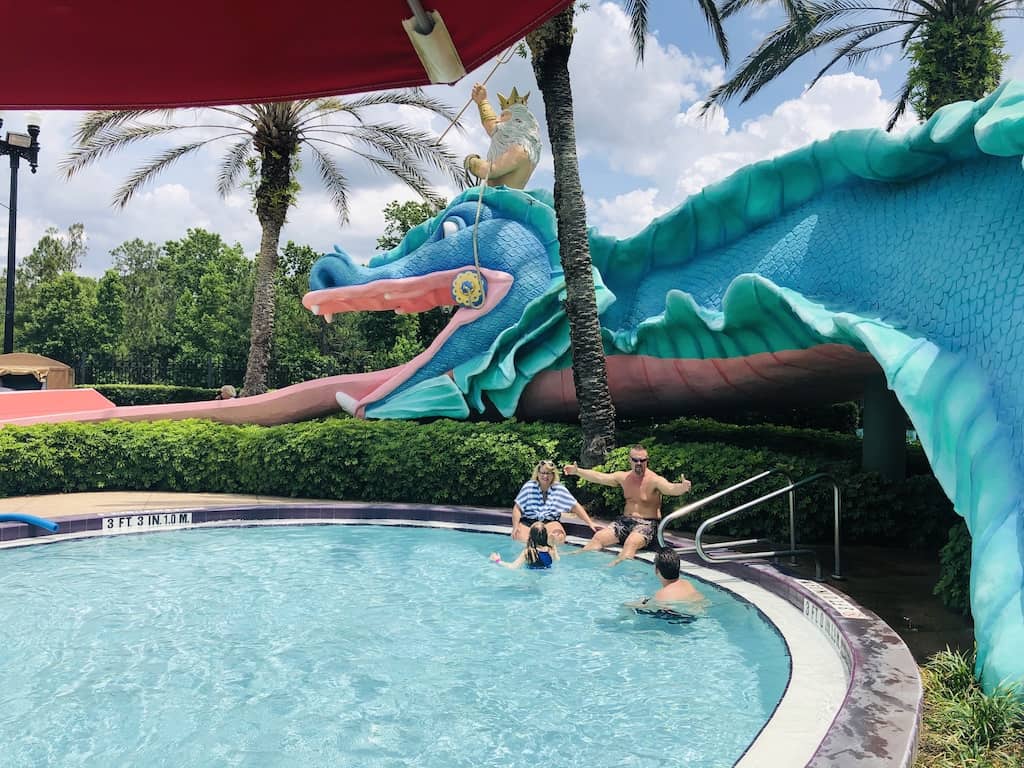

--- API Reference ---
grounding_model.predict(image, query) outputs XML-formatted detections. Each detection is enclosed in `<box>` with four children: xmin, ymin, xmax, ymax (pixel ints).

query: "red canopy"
<box><xmin>3</xmin><ymin>1</ymin><xmax>572</xmax><ymax>110</ymax></box>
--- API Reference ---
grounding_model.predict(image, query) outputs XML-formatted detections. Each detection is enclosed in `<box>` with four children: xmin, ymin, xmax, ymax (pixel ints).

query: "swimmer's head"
<box><xmin>528</xmin><ymin>521</ymin><xmax>549</xmax><ymax>548</ymax></box>
<box><xmin>654</xmin><ymin>547</ymin><xmax>681</xmax><ymax>581</ymax></box>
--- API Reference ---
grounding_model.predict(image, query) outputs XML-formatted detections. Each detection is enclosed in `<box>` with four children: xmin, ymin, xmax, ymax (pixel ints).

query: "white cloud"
<box><xmin>566</xmin><ymin>5</ymin><xmax>918</xmax><ymax>237</ymax></box>
<box><xmin>589</xmin><ymin>188</ymin><xmax>670</xmax><ymax>237</ymax></box>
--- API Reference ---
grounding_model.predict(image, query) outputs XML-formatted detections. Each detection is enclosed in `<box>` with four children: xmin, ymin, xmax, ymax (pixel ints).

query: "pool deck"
<box><xmin>0</xmin><ymin>492</ymin><xmax>923</xmax><ymax>768</ymax></box>
<box><xmin>0</xmin><ymin>491</ymin><xmax>325</xmax><ymax>518</ymax></box>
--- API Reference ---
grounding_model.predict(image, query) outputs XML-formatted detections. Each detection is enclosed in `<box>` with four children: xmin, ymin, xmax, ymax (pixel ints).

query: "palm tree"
<box><xmin>705</xmin><ymin>0</ymin><xmax>1021</xmax><ymax>129</ymax></box>
<box><xmin>62</xmin><ymin>95</ymin><xmax>466</xmax><ymax>395</ymax></box>
<box><xmin>526</xmin><ymin>1</ymin><xmax>728</xmax><ymax>466</ymax></box>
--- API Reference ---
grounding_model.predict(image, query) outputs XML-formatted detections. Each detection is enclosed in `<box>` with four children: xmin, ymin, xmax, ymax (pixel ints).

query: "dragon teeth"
<box><xmin>324</xmin><ymin>313</ymin><xmax>333</xmax><ymax>323</ymax></box>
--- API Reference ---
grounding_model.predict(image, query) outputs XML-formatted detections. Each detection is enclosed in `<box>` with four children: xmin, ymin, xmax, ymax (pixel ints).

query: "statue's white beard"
<box><xmin>488</xmin><ymin>107</ymin><xmax>542</xmax><ymax>166</ymax></box>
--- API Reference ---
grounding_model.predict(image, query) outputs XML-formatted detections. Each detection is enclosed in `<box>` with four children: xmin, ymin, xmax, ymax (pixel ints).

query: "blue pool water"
<box><xmin>0</xmin><ymin>525</ymin><xmax>789</xmax><ymax>767</ymax></box>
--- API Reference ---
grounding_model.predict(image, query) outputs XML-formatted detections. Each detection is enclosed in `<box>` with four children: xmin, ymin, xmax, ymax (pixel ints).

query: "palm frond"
<box><xmin>886</xmin><ymin>77</ymin><xmax>914</xmax><ymax>131</ymax></box>
<box><xmin>623</xmin><ymin>0</ymin><xmax>650</xmax><ymax>62</ymax></box>
<box><xmin>694</xmin><ymin>0</ymin><xmax>731</xmax><ymax>63</ymax></box>
<box><xmin>217</xmin><ymin>137</ymin><xmax>254</xmax><ymax>198</ymax></box>
<box><xmin>808</xmin><ymin>19</ymin><xmax>908</xmax><ymax>87</ymax></box>
<box><xmin>61</xmin><ymin>122</ymin><xmax>195</xmax><ymax>178</ymax></box>
<box><xmin>702</xmin><ymin>17</ymin><xmax>821</xmax><ymax>109</ymax></box>
<box><xmin>306</xmin><ymin>144</ymin><xmax>351</xmax><ymax>224</ymax></box>
<box><xmin>71</xmin><ymin>109</ymin><xmax>180</xmax><ymax>144</ymax></box>
<box><xmin>341</xmin><ymin>90</ymin><xmax>460</xmax><ymax>123</ymax></box>
<box><xmin>208</xmin><ymin>105</ymin><xmax>258</xmax><ymax>125</ymax></box>
<box><xmin>352</xmin><ymin>149</ymin><xmax>443</xmax><ymax>208</ymax></box>
<box><xmin>722</xmin><ymin>0</ymin><xmax>812</xmax><ymax>20</ymax></box>
<box><xmin>341</xmin><ymin>123</ymin><xmax>465</xmax><ymax>188</ymax></box>
<box><xmin>112</xmin><ymin>141</ymin><xmax>209</xmax><ymax>208</ymax></box>
<box><xmin>703</xmin><ymin>0</ymin><xmax>927</xmax><ymax>110</ymax></box>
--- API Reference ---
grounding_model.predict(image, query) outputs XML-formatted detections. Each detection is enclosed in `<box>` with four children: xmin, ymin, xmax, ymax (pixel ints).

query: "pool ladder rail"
<box><xmin>656</xmin><ymin>469</ymin><xmax>843</xmax><ymax>582</ymax></box>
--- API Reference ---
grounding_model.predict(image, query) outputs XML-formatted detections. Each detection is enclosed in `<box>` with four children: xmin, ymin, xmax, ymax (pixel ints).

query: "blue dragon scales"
<box><xmin>303</xmin><ymin>82</ymin><xmax>1024</xmax><ymax>691</ymax></box>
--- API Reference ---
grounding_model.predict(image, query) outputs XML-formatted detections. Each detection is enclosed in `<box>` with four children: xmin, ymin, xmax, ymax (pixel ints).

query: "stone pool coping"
<box><xmin>0</xmin><ymin>496</ymin><xmax>922</xmax><ymax>767</ymax></box>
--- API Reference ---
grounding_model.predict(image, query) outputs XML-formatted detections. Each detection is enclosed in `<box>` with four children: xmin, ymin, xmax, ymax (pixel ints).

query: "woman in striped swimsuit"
<box><xmin>512</xmin><ymin>460</ymin><xmax>598</xmax><ymax>545</ymax></box>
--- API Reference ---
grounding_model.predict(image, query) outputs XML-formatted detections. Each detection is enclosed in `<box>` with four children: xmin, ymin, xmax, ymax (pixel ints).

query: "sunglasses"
<box><xmin>629</xmin><ymin>457</ymin><xmax>648</xmax><ymax>464</ymax></box>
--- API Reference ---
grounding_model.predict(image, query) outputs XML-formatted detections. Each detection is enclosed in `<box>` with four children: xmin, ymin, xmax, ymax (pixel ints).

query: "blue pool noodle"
<box><xmin>0</xmin><ymin>514</ymin><xmax>59</xmax><ymax>533</ymax></box>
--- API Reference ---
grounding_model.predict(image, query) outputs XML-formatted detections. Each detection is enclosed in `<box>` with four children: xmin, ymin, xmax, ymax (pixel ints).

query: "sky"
<box><xmin>1</xmin><ymin>2</ymin><xmax>1022</xmax><ymax>278</ymax></box>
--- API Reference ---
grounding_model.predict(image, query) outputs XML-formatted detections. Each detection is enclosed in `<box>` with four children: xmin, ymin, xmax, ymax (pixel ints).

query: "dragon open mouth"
<box><xmin>302</xmin><ymin>267</ymin><xmax>513</xmax><ymax>416</ymax></box>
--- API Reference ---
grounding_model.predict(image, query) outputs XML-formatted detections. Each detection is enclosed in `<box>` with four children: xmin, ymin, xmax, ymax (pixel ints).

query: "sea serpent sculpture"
<box><xmin>4</xmin><ymin>83</ymin><xmax>1023</xmax><ymax>691</ymax></box>
<box><xmin>303</xmin><ymin>82</ymin><xmax>1024</xmax><ymax>691</ymax></box>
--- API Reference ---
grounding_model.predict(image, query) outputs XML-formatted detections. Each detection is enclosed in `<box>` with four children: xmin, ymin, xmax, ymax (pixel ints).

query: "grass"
<box><xmin>915</xmin><ymin>648</ymin><xmax>1024</xmax><ymax>767</ymax></box>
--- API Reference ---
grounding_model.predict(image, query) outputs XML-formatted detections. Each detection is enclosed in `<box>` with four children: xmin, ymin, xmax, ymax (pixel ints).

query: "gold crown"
<box><xmin>498</xmin><ymin>87</ymin><xmax>530</xmax><ymax>110</ymax></box>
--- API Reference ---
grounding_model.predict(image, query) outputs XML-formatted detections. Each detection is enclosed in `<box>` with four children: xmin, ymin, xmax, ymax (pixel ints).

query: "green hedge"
<box><xmin>80</xmin><ymin>384</ymin><xmax>219</xmax><ymax>406</ymax></box>
<box><xmin>621</xmin><ymin>417</ymin><xmax>934</xmax><ymax>475</ymax></box>
<box><xmin>691</xmin><ymin>401</ymin><xmax>860</xmax><ymax>433</ymax></box>
<box><xmin>0</xmin><ymin>417</ymin><xmax>956</xmax><ymax>550</ymax></box>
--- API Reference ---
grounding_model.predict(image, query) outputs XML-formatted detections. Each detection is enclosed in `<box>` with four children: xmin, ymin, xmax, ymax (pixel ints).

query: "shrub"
<box><xmin>916</xmin><ymin>648</ymin><xmax>1024</xmax><ymax>767</ymax></box>
<box><xmin>935</xmin><ymin>521</ymin><xmax>972</xmax><ymax>617</ymax></box>
<box><xmin>0</xmin><ymin>417</ymin><xmax>956</xmax><ymax>550</ymax></box>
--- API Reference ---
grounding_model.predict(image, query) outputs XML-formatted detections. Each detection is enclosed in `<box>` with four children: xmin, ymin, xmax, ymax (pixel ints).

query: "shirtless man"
<box><xmin>649</xmin><ymin>548</ymin><xmax>702</xmax><ymax>603</ymax></box>
<box><xmin>626</xmin><ymin>548</ymin><xmax>705</xmax><ymax>622</ymax></box>
<box><xmin>564</xmin><ymin>445</ymin><xmax>692</xmax><ymax>566</ymax></box>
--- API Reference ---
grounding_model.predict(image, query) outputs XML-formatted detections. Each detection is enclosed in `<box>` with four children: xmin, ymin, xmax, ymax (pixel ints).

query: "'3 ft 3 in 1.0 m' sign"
<box><xmin>102</xmin><ymin>512</ymin><xmax>193</xmax><ymax>534</ymax></box>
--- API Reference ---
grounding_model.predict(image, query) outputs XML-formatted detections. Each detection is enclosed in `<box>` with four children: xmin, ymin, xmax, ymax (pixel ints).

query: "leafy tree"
<box><xmin>704</xmin><ymin>0</ymin><xmax>1020</xmax><ymax>129</ymax></box>
<box><xmin>18</xmin><ymin>223</ymin><xmax>88</xmax><ymax>290</ymax></box>
<box><xmin>272</xmin><ymin>241</ymin><xmax>370</xmax><ymax>384</ymax></box>
<box><xmin>19</xmin><ymin>273</ymin><xmax>98</xmax><ymax>364</ymax></box>
<box><xmin>62</xmin><ymin>95</ymin><xmax>467</xmax><ymax>395</ymax></box>
<box><xmin>525</xmin><ymin>1</ymin><xmax>728</xmax><ymax>465</ymax></box>
<box><xmin>160</xmin><ymin>229</ymin><xmax>253</xmax><ymax>373</ymax></box>
<box><xmin>93</xmin><ymin>270</ymin><xmax>127</xmax><ymax>356</ymax></box>
<box><xmin>110</xmin><ymin>238</ymin><xmax>168</xmax><ymax>360</ymax></box>
<box><xmin>376</xmin><ymin>199</ymin><xmax>445</xmax><ymax>251</ymax></box>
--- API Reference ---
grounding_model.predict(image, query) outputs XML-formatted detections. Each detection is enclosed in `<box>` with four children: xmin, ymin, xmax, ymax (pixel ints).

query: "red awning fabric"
<box><xmin>2</xmin><ymin>1</ymin><xmax>572</xmax><ymax>110</ymax></box>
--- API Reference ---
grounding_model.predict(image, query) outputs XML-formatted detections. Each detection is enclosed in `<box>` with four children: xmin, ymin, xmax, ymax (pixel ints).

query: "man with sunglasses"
<box><xmin>564</xmin><ymin>445</ymin><xmax>691</xmax><ymax>566</ymax></box>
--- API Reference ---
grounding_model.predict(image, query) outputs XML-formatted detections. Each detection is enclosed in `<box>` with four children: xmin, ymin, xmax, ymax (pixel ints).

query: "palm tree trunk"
<box><xmin>528</xmin><ymin>8</ymin><xmax>616</xmax><ymax>467</ymax></box>
<box><xmin>242</xmin><ymin>147</ymin><xmax>292</xmax><ymax>395</ymax></box>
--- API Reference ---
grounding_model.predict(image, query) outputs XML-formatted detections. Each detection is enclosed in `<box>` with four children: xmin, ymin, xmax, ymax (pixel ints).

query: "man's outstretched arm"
<box><xmin>654</xmin><ymin>473</ymin><xmax>693</xmax><ymax>497</ymax></box>
<box><xmin>564</xmin><ymin>464</ymin><xmax>621</xmax><ymax>487</ymax></box>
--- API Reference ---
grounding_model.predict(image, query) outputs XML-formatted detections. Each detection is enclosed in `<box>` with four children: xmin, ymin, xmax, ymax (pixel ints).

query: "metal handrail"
<box><xmin>657</xmin><ymin>468</ymin><xmax>795</xmax><ymax>558</ymax></box>
<box><xmin>694</xmin><ymin>473</ymin><xmax>843</xmax><ymax>582</ymax></box>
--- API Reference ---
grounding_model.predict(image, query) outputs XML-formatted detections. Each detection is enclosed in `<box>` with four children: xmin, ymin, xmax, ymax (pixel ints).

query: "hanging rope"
<box><xmin>436</xmin><ymin>46</ymin><xmax>516</xmax><ymax>145</ymax></box>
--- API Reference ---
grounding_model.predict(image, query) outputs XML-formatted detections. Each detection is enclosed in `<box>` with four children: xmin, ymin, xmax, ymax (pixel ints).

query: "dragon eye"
<box><xmin>440</xmin><ymin>218</ymin><xmax>464</xmax><ymax>239</ymax></box>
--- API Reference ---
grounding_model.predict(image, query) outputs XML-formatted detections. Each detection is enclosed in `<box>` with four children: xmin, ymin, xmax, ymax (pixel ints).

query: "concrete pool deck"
<box><xmin>0</xmin><ymin>492</ymin><xmax>923</xmax><ymax>767</ymax></box>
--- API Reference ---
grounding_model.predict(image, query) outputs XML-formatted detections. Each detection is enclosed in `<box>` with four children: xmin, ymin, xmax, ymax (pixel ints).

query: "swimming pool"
<box><xmin>0</xmin><ymin>525</ymin><xmax>790</xmax><ymax>767</ymax></box>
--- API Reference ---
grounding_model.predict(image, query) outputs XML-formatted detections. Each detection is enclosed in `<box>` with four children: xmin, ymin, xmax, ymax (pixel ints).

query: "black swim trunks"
<box><xmin>610</xmin><ymin>516</ymin><xmax>658</xmax><ymax>547</ymax></box>
<box><xmin>634</xmin><ymin>598</ymin><xmax>697</xmax><ymax>624</ymax></box>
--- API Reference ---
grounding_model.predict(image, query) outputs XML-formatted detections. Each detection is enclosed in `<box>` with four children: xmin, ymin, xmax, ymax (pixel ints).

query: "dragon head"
<box><xmin>303</xmin><ymin>187</ymin><xmax>600</xmax><ymax>418</ymax></box>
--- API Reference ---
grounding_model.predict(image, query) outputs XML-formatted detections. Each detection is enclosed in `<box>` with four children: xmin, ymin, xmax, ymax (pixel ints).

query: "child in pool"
<box><xmin>490</xmin><ymin>521</ymin><xmax>559</xmax><ymax>569</ymax></box>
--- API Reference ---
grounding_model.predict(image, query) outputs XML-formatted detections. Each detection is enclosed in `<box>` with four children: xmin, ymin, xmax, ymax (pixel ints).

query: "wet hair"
<box><xmin>654</xmin><ymin>547</ymin><xmax>681</xmax><ymax>581</ymax></box>
<box><xmin>524</xmin><ymin>521</ymin><xmax>549</xmax><ymax>566</ymax></box>
<box><xmin>630</xmin><ymin>444</ymin><xmax>648</xmax><ymax>456</ymax></box>
<box><xmin>531</xmin><ymin>460</ymin><xmax>560</xmax><ymax>484</ymax></box>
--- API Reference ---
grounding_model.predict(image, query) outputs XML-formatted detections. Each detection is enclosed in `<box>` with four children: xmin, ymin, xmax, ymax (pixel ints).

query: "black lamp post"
<box><xmin>1</xmin><ymin>116</ymin><xmax>41</xmax><ymax>355</ymax></box>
